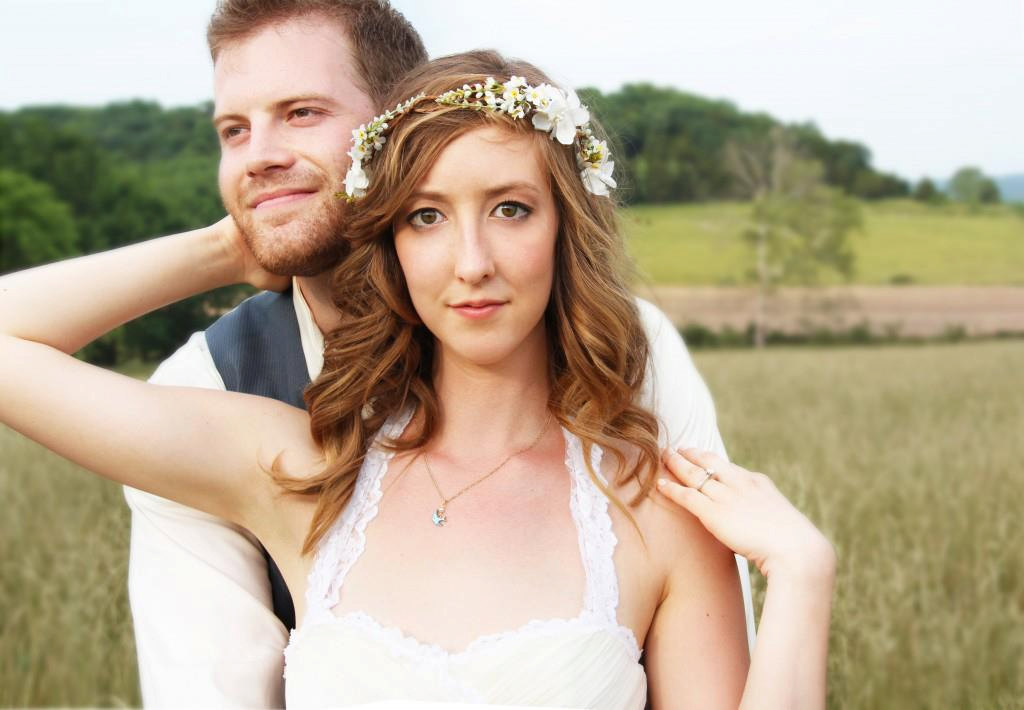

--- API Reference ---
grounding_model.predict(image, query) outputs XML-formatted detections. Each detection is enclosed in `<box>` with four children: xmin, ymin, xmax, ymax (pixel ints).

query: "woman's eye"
<box><xmin>409</xmin><ymin>208</ymin><xmax>444</xmax><ymax>227</ymax></box>
<box><xmin>494</xmin><ymin>202</ymin><xmax>531</xmax><ymax>220</ymax></box>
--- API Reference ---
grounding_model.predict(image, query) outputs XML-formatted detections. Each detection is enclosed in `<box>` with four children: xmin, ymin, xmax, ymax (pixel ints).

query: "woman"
<box><xmin>0</xmin><ymin>51</ymin><xmax>835</xmax><ymax>708</ymax></box>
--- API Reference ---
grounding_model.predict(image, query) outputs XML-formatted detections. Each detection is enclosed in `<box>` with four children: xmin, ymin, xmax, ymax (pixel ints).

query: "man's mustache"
<box><xmin>241</xmin><ymin>170</ymin><xmax>333</xmax><ymax>207</ymax></box>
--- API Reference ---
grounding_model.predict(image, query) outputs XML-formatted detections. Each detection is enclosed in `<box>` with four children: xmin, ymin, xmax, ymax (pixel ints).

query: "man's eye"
<box><xmin>493</xmin><ymin>201</ymin><xmax>531</xmax><ymax>220</ymax></box>
<box><xmin>221</xmin><ymin>126</ymin><xmax>246</xmax><ymax>141</ymax></box>
<box><xmin>409</xmin><ymin>208</ymin><xmax>444</xmax><ymax>227</ymax></box>
<box><xmin>290</xmin><ymin>107</ymin><xmax>319</xmax><ymax>120</ymax></box>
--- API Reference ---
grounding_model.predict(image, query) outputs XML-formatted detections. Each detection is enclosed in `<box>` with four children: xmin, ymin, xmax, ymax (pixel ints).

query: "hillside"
<box><xmin>624</xmin><ymin>200</ymin><xmax>1024</xmax><ymax>286</ymax></box>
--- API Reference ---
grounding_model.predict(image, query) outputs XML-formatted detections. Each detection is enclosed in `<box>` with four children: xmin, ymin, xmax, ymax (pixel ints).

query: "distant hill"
<box><xmin>994</xmin><ymin>174</ymin><xmax>1024</xmax><ymax>203</ymax></box>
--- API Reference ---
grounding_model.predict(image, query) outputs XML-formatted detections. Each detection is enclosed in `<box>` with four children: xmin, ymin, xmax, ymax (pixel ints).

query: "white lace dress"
<box><xmin>284</xmin><ymin>411</ymin><xmax>647</xmax><ymax>709</ymax></box>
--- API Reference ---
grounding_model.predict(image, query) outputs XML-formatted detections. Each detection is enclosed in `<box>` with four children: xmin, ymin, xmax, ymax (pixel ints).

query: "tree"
<box><xmin>0</xmin><ymin>169</ymin><xmax>78</xmax><ymax>274</ymax></box>
<box><xmin>726</xmin><ymin>128</ymin><xmax>862</xmax><ymax>347</ymax></box>
<box><xmin>949</xmin><ymin>166</ymin><xmax>1001</xmax><ymax>207</ymax></box>
<box><xmin>913</xmin><ymin>177</ymin><xmax>944</xmax><ymax>204</ymax></box>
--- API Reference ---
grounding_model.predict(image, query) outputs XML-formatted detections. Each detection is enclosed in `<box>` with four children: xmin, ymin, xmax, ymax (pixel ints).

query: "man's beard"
<box><xmin>230</xmin><ymin>172</ymin><xmax>348</xmax><ymax>277</ymax></box>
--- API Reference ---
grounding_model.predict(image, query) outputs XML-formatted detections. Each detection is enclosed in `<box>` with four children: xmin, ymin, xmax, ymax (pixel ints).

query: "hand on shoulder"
<box><xmin>658</xmin><ymin>449</ymin><xmax>836</xmax><ymax>585</ymax></box>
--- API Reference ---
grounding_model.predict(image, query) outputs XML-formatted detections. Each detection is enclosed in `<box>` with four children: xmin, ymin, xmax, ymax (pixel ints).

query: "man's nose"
<box><xmin>453</xmin><ymin>221</ymin><xmax>495</xmax><ymax>284</ymax></box>
<box><xmin>245</xmin><ymin>125</ymin><xmax>296</xmax><ymax>177</ymax></box>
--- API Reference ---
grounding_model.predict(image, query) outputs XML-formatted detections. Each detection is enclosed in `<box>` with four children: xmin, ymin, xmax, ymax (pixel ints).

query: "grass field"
<box><xmin>2</xmin><ymin>342</ymin><xmax>1023</xmax><ymax>708</ymax></box>
<box><xmin>624</xmin><ymin>200</ymin><xmax>1024</xmax><ymax>286</ymax></box>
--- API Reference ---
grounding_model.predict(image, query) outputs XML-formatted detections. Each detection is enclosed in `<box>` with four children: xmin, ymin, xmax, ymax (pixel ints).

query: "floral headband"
<box><xmin>343</xmin><ymin>76</ymin><xmax>616</xmax><ymax>201</ymax></box>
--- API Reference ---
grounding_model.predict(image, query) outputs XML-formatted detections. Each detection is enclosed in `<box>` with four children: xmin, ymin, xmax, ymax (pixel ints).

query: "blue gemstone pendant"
<box><xmin>432</xmin><ymin>506</ymin><xmax>447</xmax><ymax>527</ymax></box>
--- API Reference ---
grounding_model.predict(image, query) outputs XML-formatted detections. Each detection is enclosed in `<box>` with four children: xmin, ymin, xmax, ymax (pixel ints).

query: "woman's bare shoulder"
<box><xmin>613</xmin><ymin>457</ymin><xmax>732</xmax><ymax>582</ymax></box>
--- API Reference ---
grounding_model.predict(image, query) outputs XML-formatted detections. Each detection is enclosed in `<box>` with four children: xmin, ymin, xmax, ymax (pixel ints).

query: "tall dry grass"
<box><xmin>0</xmin><ymin>430</ymin><xmax>137</xmax><ymax>706</ymax></box>
<box><xmin>696</xmin><ymin>341</ymin><xmax>1024</xmax><ymax>709</ymax></box>
<box><xmin>1</xmin><ymin>341</ymin><xmax>1022</xmax><ymax>707</ymax></box>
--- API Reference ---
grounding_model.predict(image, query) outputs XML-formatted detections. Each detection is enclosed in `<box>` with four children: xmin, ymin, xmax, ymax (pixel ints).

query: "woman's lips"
<box><xmin>451</xmin><ymin>302</ymin><xmax>505</xmax><ymax>319</ymax></box>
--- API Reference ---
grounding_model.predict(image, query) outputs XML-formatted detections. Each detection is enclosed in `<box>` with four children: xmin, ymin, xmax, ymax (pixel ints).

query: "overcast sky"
<box><xmin>2</xmin><ymin>0</ymin><xmax>1021</xmax><ymax>181</ymax></box>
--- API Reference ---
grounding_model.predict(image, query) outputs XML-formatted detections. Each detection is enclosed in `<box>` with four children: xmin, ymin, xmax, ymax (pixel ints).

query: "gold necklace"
<box><xmin>422</xmin><ymin>414</ymin><xmax>551</xmax><ymax>527</ymax></box>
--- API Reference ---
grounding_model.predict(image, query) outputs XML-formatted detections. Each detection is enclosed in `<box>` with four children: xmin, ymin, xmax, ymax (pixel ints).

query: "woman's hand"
<box><xmin>658</xmin><ymin>449</ymin><xmax>835</xmax><ymax>583</ymax></box>
<box><xmin>210</xmin><ymin>215</ymin><xmax>290</xmax><ymax>292</ymax></box>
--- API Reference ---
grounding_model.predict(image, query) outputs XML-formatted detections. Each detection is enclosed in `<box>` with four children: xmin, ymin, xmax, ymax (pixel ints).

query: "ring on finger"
<box><xmin>696</xmin><ymin>467</ymin><xmax>716</xmax><ymax>493</ymax></box>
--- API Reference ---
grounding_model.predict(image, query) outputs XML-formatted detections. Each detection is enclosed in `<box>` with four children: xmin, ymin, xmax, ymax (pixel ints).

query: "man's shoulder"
<box><xmin>148</xmin><ymin>331</ymin><xmax>226</xmax><ymax>390</ymax></box>
<box><xmin>633</xmin><ymin>295</ymin><xmax>697</xmax><ymax>366</ymax></box>
<box><xmin>207</xmin><ymin>288</ymin><xmax>296</xmax><ymax>334</ymax></box>
<box><xmin>148</xmin><ymin>290</ymin><xmax>295</xmax><ymax>390</ymax></box>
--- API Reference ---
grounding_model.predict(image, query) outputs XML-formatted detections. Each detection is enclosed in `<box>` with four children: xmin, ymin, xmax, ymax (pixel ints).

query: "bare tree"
<box><xmin>725</xmin><ymin>127</ymin><xmax>862</xmax><ymax>347</ymax></box>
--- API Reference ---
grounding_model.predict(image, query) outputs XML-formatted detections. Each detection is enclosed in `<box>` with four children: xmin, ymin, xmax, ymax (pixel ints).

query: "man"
<box><xmin>124</xmin><ymin>1</ymin><xmax>753</xmax><ymax>707</ymax></box>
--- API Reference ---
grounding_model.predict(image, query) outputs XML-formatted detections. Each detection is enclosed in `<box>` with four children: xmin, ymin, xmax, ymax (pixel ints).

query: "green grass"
<box><xmin>2</xmin><ymin>342</ymin><xmax>1023</xmax><ymax>708</ymax></box>
<box><xmin>624</xmin><ymin>200</ymin><xmax>1024</xmax><ymax>286</ymax></box>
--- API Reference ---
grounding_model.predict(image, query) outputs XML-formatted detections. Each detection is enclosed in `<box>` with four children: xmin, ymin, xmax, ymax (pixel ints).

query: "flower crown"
<box><xmin>344</xmin><ymin>76</ymin><xmax>616</xmax><ymax>201</ymax></box>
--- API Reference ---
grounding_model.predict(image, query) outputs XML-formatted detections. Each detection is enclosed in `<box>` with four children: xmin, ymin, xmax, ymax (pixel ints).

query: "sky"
<box><xmin>2</xmin><ymin>0</ymin><xmax>1022</xmax><ymax>182</ymax></box>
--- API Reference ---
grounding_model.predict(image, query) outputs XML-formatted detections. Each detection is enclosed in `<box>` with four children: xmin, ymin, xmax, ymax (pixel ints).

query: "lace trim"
<box><xmin>333</xmin><ymin>609</ymin><xmax>638</xmax><ymax>665</ymax></box>
<box><xmin>562</xmin><ymin>427</ymin><xmax>640</xmax><ymax>656</ymax></box>
<box><xmin>301</xmin><ymin>408</ymin><xmax>414</xmax><ymax>627</ymax></box>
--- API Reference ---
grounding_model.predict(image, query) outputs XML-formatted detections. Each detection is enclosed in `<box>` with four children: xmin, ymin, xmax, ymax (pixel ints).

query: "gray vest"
<box><xmin>206</xmin><ymin>288</ymin><xmax>309</xmax><ymax>629</ymax></box>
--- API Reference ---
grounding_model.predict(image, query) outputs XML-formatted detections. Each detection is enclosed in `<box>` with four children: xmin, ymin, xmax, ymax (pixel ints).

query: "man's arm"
<box><xmin>635</xmin><ymin>297</ymin><xmax>757</xmax><ymax>649</ymax></box>
<box><xmin>124</xmin><ymin>332</ymin><xmax>286</xmax><ymax>708</ymax></box>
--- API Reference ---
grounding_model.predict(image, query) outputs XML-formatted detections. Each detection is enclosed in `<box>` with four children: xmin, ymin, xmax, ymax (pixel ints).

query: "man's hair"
<box><xmin>207</xmin><ymin>0</ymin><xmax>428</xmax><ymax>105</ymax></box>
<box><xmin>274</xmin><ymin>50</ymin><xmax>661</xmax><ymax>554</ymax></box>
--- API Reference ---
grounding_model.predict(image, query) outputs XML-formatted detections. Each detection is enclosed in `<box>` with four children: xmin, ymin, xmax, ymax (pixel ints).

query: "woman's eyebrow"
<box><xmin>407</xmin><ymin>182</ymin><xmax>542</xmax><ymax>205</ymax></box>
<box><xmin>481</xmin><ymin>182</ymin><xmax>542</xmax><ymax>199</ymax></box>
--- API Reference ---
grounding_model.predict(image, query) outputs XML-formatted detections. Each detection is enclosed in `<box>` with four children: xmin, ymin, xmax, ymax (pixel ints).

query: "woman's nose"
<box><xmin>453</xmin><ymin>222</ymin><xmax>495</xmax><ymax>284</ymax></box>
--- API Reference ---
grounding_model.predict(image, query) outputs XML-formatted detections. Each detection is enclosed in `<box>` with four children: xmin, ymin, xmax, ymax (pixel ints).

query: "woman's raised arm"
<box><xmin>0</xmin><ymin>221</ymin><xmax>314</xmax><ymax>536</ymax></box>
<box><xmin>0</xmin><ymin>217</ymin><xmax>285</xmax><ymax>352</ymax></box>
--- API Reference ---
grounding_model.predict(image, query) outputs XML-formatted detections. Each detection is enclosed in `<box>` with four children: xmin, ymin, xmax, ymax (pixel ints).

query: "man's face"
<box><xmin>213</xmin><ymin>17</ymin><xmax>376</xmax><ymax>276</ymax></box>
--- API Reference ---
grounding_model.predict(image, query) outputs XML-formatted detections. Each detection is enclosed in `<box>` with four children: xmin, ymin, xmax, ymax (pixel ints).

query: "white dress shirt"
<box><xmin>124</xmin><ymin>282</ymin><xmax>754</xmax><ymax>708</ymax></box>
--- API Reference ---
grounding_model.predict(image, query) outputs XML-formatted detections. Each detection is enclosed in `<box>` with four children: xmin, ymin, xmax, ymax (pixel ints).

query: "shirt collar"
<box><xmin>290</xmin><ymin>277</ymin><xmax>325</xmax><ymax>380</ymax></box>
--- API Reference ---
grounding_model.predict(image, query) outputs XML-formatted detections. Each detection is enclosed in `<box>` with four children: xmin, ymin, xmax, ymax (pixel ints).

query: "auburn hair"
<box><xmin>277</xmin><ymin>50</ymin><xmax>661</xmax><ymax>553</ymax></box>
<box><xmin>207</xmin><ymin>0</ymin><xmax>427</xmax><ymax>105</ymax></box>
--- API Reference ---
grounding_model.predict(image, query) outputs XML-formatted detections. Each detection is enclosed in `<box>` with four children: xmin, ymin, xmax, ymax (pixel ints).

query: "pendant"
<box><xmin>432</xmin><ymin>506</ymin><xmax>447</xmax><ymax>527</ymax></box>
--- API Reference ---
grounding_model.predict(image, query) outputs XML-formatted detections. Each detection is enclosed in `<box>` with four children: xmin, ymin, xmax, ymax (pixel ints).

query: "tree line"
<box><xmin>0</xmin><ymin>86</ymin><xmax>1002</xmax><ymax>362</ymax></box>
<box><xmin>0</xmin><ymin>101</ymin><xmax>241</xmax><ymax>364</ymax></box>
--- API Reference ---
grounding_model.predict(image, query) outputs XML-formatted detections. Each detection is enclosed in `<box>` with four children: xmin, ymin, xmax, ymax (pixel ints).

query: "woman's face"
<box><xmin>393</xmin><ymin>126</ymin><xmax>558</xmax><ymax>369</ymax></box>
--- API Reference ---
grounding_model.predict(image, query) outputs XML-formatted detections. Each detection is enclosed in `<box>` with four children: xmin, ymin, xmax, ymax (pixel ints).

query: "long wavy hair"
<box><xmin>276</xmin><ymin>50</ymin><xmax>662</xmax><ymax>554</ymax></box>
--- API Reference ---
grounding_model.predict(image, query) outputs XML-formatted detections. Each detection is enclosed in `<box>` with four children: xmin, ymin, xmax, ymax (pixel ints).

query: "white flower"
<box><xmin>563</xmin><ymin>90</ymin><xmax>590</xmax><ymax>127</ymax></box>
<box><xmin>345</xmin><ymin>160</ymin><xmax>369</xmax><ymax>198</ymax></box>
<box><xmin>531</xmin><ymin>85</ymin><xmax>589</xmax><ymax>145</ymax></box>
<box><xmin>525</xmin><ymin>85</ymin><xmax>547</xmax><ymax>107</ymax></box>
<box><xmin>580</xmin><ymin>160</ymin><xmax>616</xmax><ymax>196</ymax></box>
<box><xmin>348</xmin><ymin>143</ymin><xmax>367</xmax><ymax>161</ymax></box>
<box><xmin>508</xmin><ymin>75</ymin><xmax>527</xmax><ymax>89</ymax></box>
<box><xmin>591</xmin><ymin>139</ymin><xmax>609</xmax><ymax>161</ymax></box>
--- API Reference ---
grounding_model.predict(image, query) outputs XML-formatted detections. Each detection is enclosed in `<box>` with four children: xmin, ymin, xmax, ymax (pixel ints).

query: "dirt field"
<box><xmin>636</xmin><ymin>286</ymin><xmax>1024</xmax><ymax>337</ymax></box>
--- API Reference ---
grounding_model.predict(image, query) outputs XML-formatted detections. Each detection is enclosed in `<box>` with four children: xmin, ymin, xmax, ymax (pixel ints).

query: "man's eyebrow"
<box><xmin>212</xmin><ymin>94</ymin><xmax>342</xmax><ymax>127</ymax></box>
<box><xmin>274</xmin><ymin>93</ymin><xmax>341</xmax><ymax>109</ymax></box>
<box><xmin>212</xmin><ymin>111</ymin><xmax>243</xmax><ymax>128</ymax></box>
